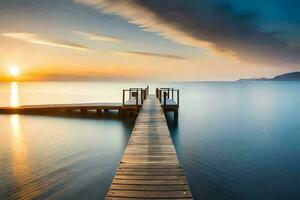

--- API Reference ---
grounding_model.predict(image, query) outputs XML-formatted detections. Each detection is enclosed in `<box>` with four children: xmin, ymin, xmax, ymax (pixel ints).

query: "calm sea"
<box><xmin>0</xmin><ymin>82</ymin><xmax>299</xmax><ymax>200</ymax></box>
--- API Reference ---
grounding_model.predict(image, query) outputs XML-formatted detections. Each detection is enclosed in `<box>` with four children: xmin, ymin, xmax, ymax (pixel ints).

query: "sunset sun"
<box><xmin>9</xmin><ymin>66</ymin><xmax>20</xmax><ymax>77</ymax></box>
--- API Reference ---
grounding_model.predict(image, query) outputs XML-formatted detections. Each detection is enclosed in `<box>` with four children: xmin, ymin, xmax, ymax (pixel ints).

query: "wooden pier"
<box><xmin>0</xmin><ymin>86</ymin><xmax>190</xmax><ymax>198</ymax></box>
<box><xmin>0</xmin><ymin>87</ymin><xmax>179</xmax><ymax>119</ymax></box>
<box><xmin>106</xmin><ymin>94</ymin><xmax>192</xmax><ymax>199</ymax></box>
<box><xmin>0</xmin><ymin>87</ymin><xmax>148</xmax><ymax>115</ymax></box>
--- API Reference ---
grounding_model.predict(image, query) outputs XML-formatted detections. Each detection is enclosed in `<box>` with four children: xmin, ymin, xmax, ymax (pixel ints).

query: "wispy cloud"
<box><xmin>2</xmin><ymin>32</ymin><xmax>89</xmax><ymax>51</ymax></box>
<box><xmin>76</xmin><ymin>0</ymin><xmax>300</xmax><ymax>66</ymax></box>
<box><xmin>73</xmin><ymin>30</ymin><xmax>121</xmax><ymax>42</ymax></box>
<box><xmin>113</xmin><ymin>51</ymin><xmax>184</xmax><ymax>60</ymax></box>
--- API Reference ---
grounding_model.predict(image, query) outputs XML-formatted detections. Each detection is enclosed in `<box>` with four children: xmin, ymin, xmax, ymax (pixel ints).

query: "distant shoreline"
<box><xmin>237</xmin><ymin>71</ymin><xmax>300</xmax><ymax>82</ymax></box>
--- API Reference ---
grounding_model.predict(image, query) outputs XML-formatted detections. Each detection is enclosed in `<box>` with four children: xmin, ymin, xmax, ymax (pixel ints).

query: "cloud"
<box><xmin>113</xmin><ymin>51</ymin><xmax>184</xmax><ymax>60</ymax></box>
<box><xmin>2</xmin><ymin>32</ymin><xmax>89</xmax><ymax>51</ymax></box>
<box><xmin>73</xmin><ymin>30</ymin><xmax>122</xmax><ymax>42</ymax></box>
<box><xmin>31</xmin><ymin>73</ymin><xmax>129</xmax><ymax>81</ymax></box>
<box><xmin>76</xmin><ymin>0</ymin><xmax>300</xmax><ymax>66</ymax></box>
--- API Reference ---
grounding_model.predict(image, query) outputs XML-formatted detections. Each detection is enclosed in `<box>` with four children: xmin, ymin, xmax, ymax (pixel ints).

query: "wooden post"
<box><xmin>141</xmin><ymin>90</ymin><xmax>144</xmax><ymax>105</ymax></box>
<box><xmin>177</xmin><ymin>90</ymin><xmax>179</xmax><ymax>107</ymax></box>
<box><xmin>118</xmin><ymin>109</ymin><xmax>123</xmax><ymax>118</ymax></box>
<box><xmin>122</xmin><ymin>90</ymin><xmax>125</xmax><ymax>106</ymax></box>
<box><xmin>156</xmin><ymin>88</ymin><xmax>158</xmax><ymax>98</ymax></box>
<box><xmin>147</xmin><ymin>85</ymin><xmax>149</xmax><ymax>95</ymax></box>
<box><xmin>164</xmin><ymin>92</ymin><xmax>167</xmax><ymax>107</ymax></box>
<box><xmin>158</xmin><ymin>89</ymin><xmax>160</xmax><ymax>102</ymax></box>
<box><xmin>136</xmin><ymin>90</ymin><xmax>139</xmax><ymax>107</ymax></box>
<box><xmin>129</xmin><ymin>88</ymin><xmax>131</xmax><ymax>99</ymax></box>
<box><xmin>159</xmin><ymin>90</ymin><xmax>162</xmax><ymax>103</ymax></box>
<box><xmin>172</xmin><ymin>88</ymin><xmax>174</xmax><ymax>100</ymax></box>
<box><xmin>174</xmin><ymin>110</ymin><xmax>178</xmax><ymax>122</ymax></box>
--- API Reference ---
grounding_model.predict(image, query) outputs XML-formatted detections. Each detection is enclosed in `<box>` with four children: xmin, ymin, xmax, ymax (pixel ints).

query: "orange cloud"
<box><xmin>113</xmin><ymin>51</ymin><xmax>184</xmax><ymax>60</ymax></box>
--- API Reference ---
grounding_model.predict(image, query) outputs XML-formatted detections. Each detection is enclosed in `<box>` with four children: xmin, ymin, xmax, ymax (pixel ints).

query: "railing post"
<box><xmin>159</xmin><ymin>90</ymin><xmax>162</xmax><ymax>103</ymax></box>
<box><xmin>129</xmin><ymin>88</ymin><xmax>131</xmax><ymax>99</ymax></box>
<box><xmin>172</xmin><ymin>88</ymin><xmax>174</xmax><ymax>100</ymax></box>
<box><xmin>147</xmin><ymin>85</ymin><xmax>149</xmax><ymax>95</ymax></box>
<box><xmin>164</xmin><ymin>91</ymin><xmax>167</xmax><ymax>107</ymax></box>
<box><xmin>141</xmin><ymin>90</ymin><xmax>144</xmax><ymax>105</ymax></box>
<box><xmin>156</xmin><ymin>88</ymin><xmax>158</xmax><ymax>98</ymax></box>
<box><xmin>136</xmin><ymin>90</ymin><xmax>139</xmax><ymax>107</ymax></box>
<box><xmin>177</xmin><ymin>90</ymin><xmax>179</xmax><ymax>107</ymax></box>
<box><xmin>122</xmin><ymin>90</ymin><xmax>125</xmax><ymax>106</ymax></box>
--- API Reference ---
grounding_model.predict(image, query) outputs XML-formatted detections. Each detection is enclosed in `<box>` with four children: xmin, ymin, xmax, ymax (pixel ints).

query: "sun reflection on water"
<box><xmin>10</xmin><ymin>115</ymin><xmax>42</xmax><ymax>199</ymax></box>
<box><xmin>10</xmin><ymin>82</ymin><xmax>19</xmax><ymax>108</ymax></box>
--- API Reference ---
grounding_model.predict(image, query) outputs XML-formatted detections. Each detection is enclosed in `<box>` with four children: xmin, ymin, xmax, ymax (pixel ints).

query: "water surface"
<box><xmin>0</xmin><ymin>82</ymin><xmax>299</xmax><ymax>200</ymax></box>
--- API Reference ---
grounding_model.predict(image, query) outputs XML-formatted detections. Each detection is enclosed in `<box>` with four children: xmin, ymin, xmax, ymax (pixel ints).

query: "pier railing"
<box><xmin>122</xmin><ymin>86</ymin><xmax>149</xmax><ymax>108</ymax></box>
<box><xmin>156</xmin><ymin>88</ymin><xmax>179</xmax><ymax>107</ymax></box>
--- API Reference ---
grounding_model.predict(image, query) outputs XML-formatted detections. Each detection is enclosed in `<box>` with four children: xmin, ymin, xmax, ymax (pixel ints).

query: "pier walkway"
<box><xmin>106</xmin><ymin>95</ymin><xmax>192</xmax><ymax>199</ymax></box>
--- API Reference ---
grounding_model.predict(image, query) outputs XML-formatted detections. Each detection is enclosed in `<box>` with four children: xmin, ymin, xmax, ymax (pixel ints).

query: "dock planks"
<box><xmin>106</xmin><ymin>95</ymin><xmax>192</xmax><ymax>199</ymax></box>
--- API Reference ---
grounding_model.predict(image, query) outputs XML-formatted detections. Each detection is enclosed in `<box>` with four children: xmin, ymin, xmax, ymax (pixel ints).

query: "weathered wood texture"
<box><xmin>106</xmin><ymin>95</ymin><xmax>192</xmax><ymax>199</ymax></box>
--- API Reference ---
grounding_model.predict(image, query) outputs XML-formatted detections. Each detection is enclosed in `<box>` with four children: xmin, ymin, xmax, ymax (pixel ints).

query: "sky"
<box><xmin>0</xmin><ymin>0</ymin><xmax>299</xmax><ymax>81</ymax></box>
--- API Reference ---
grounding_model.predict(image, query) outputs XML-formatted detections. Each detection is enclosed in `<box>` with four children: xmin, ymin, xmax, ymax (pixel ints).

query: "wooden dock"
<box><xmin>0</xmin><ymin>103</ymin><xmax>122</xmax><ymax>114</ymax></box>
<box><xmin>106</xmin><ymin>95</ymin><xmax>192</xmax><ymax>199</ymax></box>
<box><xmin>0</xmin><ymin>86</ymin><xmax>189</xmax><ymax>198</ymax></box>
<box><xmin>0</xmin><ymin>87</ymin><xmax>148</xmax><ymax>115</ymax></box>
<box><xmin>0</xmin><ymin>87</ymin><xmax>179</xmax><ymax>119</ymax></box>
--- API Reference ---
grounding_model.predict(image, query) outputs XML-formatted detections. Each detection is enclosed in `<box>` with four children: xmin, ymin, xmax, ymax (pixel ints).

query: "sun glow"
<box><xmin>9</xmin><ymin>66</ymin><xmax>20</xmax><ymax>77</ymax></box>
<box><xmin>10</xmin><ymin>82</ymin><xmax>19</xmax><ymax>107</ymax></box>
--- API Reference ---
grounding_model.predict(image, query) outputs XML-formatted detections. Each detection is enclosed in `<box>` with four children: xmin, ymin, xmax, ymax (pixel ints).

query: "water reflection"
<box><xmin>10</xmin><ymin>115</ymin><xmax>42</xmax><ymax>199</ymax></box>
<box><xmin>10</xmin><ymin>82</ymin><xmax>19</xmax><ymax>107</ymax></box>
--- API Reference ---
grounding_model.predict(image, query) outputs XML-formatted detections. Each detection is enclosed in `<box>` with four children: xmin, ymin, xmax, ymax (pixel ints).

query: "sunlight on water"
<box><xmin>10</xmin><ymin>115</ymin><xmax>43</xmax><ymax>199</ymax></box>
<box><xmin>10</xmin><ymin>82</ymin><xmax>19</xmax><ymax>107</ymax></box>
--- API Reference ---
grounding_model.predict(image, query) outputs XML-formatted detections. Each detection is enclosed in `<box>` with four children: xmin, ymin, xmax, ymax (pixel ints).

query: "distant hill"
<box><xmin>238</xmin><ymin>72</ymin><xmax>300</xmax><ymax>81</ymax></box>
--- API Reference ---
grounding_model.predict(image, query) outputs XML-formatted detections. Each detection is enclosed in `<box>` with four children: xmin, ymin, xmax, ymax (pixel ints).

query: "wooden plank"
<box><xmin>114</xmin><ymin>175</ymin><xmax>187</xmax><ymax>180</ymax></box>
<box><xmin>109</xmin><ymin>184</ymin><xmax>189</xmax><ymax>191</ymax></box>
<box><xmin>115</xmin><ymin>171</ymin><xmax>184</xmax><ymax>176</ymax></box>
<box><xmin>106</xmin><ymin>197</ymin><xmax>193</xmax><ymax>200</ymax></box>
<box><xmin>116</xmin><ymin>168</ymin><xmax>183</xmax><ymax>172</ymax></box>
<box><xmin>107</xmin><ymin>190</ymin><xmax>192</xmax><ymax>198</ymax></box>
<box><xmin>106</xmin><ymin>95</ymin><xmax>192</xmax><ymax>199</ymax></box>
<box><xmin>118</xmin><ymin>165</ymin><xmax>182</xmax><ymax>170</ymax></box>
<box><xmin>112</xmin><ymin>179</ymin><xmax>188</xmax><ymax>185</ymax></box>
